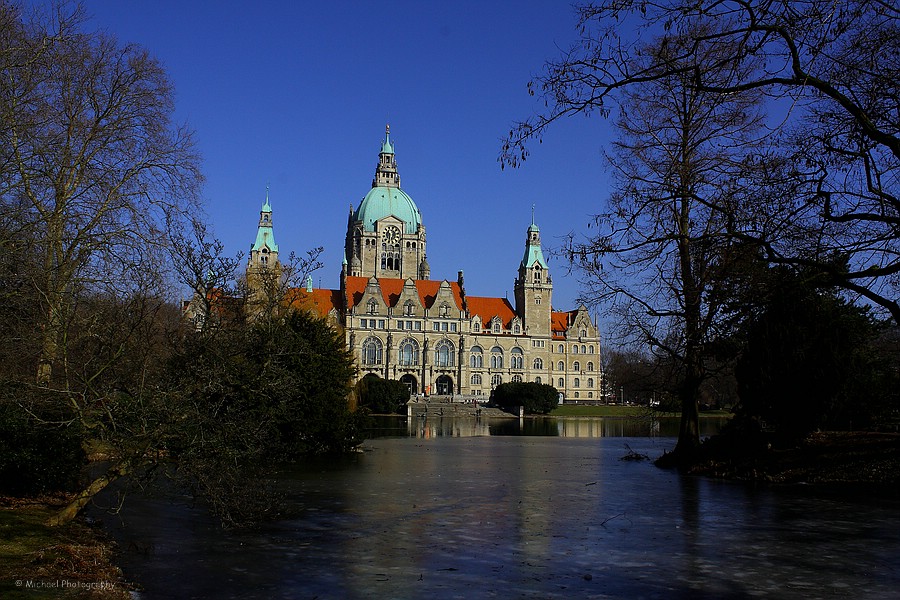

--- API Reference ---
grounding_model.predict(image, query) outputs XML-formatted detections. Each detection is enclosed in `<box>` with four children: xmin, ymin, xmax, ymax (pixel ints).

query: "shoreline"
<box><xmin>0</xmin><ymin>495</ymin><xmax>131</xmax><ymax>599</ymax></box>
<box><xmin>683</xmin><ymin>431</ymin><xmax>900</xmax><ymax>488</ymax></box>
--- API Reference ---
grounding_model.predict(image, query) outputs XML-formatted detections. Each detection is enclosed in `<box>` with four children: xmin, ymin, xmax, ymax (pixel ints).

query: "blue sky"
<box><xmin>79</xmin><ymin>1</ymin><xmax>614</xmax><ymax>317</ymax></box>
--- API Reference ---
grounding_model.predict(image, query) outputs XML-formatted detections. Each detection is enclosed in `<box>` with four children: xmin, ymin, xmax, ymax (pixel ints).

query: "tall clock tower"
<box><xmin>514</xmin><ymin>215</ymin><xmax>552</xmax><ymax>337</ymax></box>
<box><xmin>345</xmin><ymin>126</ymin><xmax>428</xmax><ymax>280</ymax></box>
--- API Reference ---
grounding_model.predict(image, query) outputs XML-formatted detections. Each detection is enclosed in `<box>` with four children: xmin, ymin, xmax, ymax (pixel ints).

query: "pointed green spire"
<box><xmin>528</xmin><ymin>204</ymin><xmax>539</xmax><ymax>233</ymax></box>
<box><xmin>262</xmin><ymin>183</ymin><xmax>272</xmax><ymax>212</ymax></box>
<box><xmin>381</xmin><ymin>124</ymin><xmax>394</xmax><ymax>154</ymax></box>
<box><xmin>252</xmin><ymin>186</ymin><xmax>277</xmax><ymax>253</ymax></box>
<box><xmin>521</xmin><ymin>212</ymin><xmax>548</xmax><ymax>269</ymax></box>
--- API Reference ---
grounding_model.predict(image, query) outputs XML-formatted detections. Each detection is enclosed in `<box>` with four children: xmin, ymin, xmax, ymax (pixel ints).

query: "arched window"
<box><xmin>471</xmin><ymin>373</ymin><xmax>482</xmax><ymax>385</ymax></box>
<box><xmin>587</xmin><ymin>362</ymin><xmax>594</xmax><ymax>372</ymax></box>
<box><xmin>557</xmin><ymin>377</ymin><xmax>564</xmax><ymax>388</ymax></box>
<box><xmin>492</xmin><ymin>318</ymin><xmax>501</xmax><ymax>334</ymax></box>
<box><xmin>574</xmin><ymin>377</ymin><xmax>581</xmax><ymax>387</ymax></box>
<box><xmin>512</xmin><ymin>374</ymin><xmax>523</xmax><ymax>383</ymax></box>
<box><xmin>398</xmin><ymin>339</ymin><xmax>419</xmax><ymax>366</ymax></box>
<box><xmin>588</xmin><ymin>378</ymin><xmax>594</xmax><ymax>388</ymax></box>
<box><xmin>533</xmin><ymin>265</ymin><xmax>542</xmax><ymax>283</ymax></box>
<box><xmin>580</xmin><ymin>329</ymin><xmax>587</xmax><ymax>337</ymax></box>
<box><xmin>533</xmin><ymin>357</ymin><xmax>543</xmax><ymax>369</ymax></box>
<box><xmin>589</xmin><ymin>345</ymin><xmax>595</xmax><ymax>354</ymax></box>
<box><xmin>490</xmin><ymin>346</ymin><xmax>504</xmax><ymax>369</ymax></box>
<box><xmin>558</xmin><ymin>344</ymin><xmax>564</xmax><ymax>353</ymax></box>
<box><xmin>511</xmin><ymin>348</ymin><xmax>524</xmax><ymax>369</ymax></box>
<box><xmin>435</xmin><ymin>340</ymin><xmax>455</xmax><ymax>368</ymax></box>
<box><xmin>581</xmin><ymin>344</ymin><xmax>587</xmax><ymax>354</ymax></box>
<box><xmin>514</xmin><ymin>323</ymin><xmax>521</xmax><ymax>334</ymax></box>
<box><xmin>491</xmin><ymin>374</ymin><xmax>503</xmax><ymax>387</ymax></box>
<box><xmin>361</xmin><ymin>337</ymin><xmax>383</xmax><ymax>365</ymax></box>
<box><xmin>404</xmin><ymin>300</ymin><xmax>415</xmax><ymax>316</ymax></box>
<box><xmin>367</xmin><ymin>299</ymin><xmax>378</xmax><ymax>315</ymax></box>
<box><xmin>470</xmin><ymin>346</ymin><xmax>484</xmax><ymax>368</ymax></box>
<box><xmin>588</xmin><ymin>391</ymin><xmax>593</xmax><ymax>398</ymax></box>
<box><xmin>535</xmin><ymin>376</ymin><xmax>542</xmax><ymax>384</ymax></box>
<box><xmin>573</xmin><ymin>345</ymin><xmax>579</xmax><ymax>354</ymax></box>
<box><xmin>472</xmin><ymin>318</ymin><xmax>481</xmax><ymax>332</ymax></box>
<box><xmin>573</xmin><ymin>361</ymin><xmax>580</xmax><ymax>372</ymax></box>
<box><xmin>557</xmin><ymin>361</ymin><xmax>565</xmax><ymax>371</ymax></box>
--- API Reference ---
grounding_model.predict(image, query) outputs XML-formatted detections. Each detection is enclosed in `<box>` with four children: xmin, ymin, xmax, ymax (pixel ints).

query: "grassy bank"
<box><xmin>0</xmin><ymin>497</ymin><xmax>129</xmax><ymax>599</ymax></box>
<box><xmin>550</xmin><ymin>404</ymin><xmax>732</xmax><ymax>418</ymax></box>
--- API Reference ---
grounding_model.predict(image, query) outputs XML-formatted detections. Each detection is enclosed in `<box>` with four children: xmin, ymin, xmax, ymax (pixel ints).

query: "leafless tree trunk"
<box><xmin>561</xmin><ymin>30</ymin><xmax>766</xmax><ymax>456</ymax></box>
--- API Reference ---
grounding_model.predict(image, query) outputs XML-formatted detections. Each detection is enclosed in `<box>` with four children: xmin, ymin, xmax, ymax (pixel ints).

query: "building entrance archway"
<box><xmin>435</xmin><ymin>375</ymin><xmax>453</xmax><ymax>395</ymax></box>
<box><xmin>400</xmin><ymin>374</ymin><xmax>418</xmax><ymax>395</ymax></box>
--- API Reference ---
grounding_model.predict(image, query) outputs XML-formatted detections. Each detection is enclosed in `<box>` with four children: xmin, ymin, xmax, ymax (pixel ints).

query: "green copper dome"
<box><xmin>354</xmin><ymin>186</ymin><xmax>422</xmax><ymax>233</ymax></box>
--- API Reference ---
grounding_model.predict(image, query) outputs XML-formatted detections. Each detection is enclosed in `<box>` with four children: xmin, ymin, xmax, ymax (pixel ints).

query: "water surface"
<box><xmin>99</xmin><ymin>422</ymin><xmax>900</xmax><ymax>599</ymax></box>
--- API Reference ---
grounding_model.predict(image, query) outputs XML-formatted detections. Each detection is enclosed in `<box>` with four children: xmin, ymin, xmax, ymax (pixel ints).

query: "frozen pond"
<box><xmin>99</xmin><ymin>420</ymin><xmax>900</xmax><ymax>599</ymax></box>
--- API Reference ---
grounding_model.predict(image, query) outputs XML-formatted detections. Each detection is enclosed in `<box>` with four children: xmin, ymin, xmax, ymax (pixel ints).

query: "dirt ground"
<box><xmin>0</xmin><ymin>495</ymin><xmax>131</xmax><ymax>600</ymax></box>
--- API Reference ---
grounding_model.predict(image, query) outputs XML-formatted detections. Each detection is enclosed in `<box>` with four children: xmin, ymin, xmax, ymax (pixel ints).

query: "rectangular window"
<box><xmin>378</xmin><ymin>319</ymin><xmax>385</xmax><ymax>329</ymax></box>
<box><xmin>450</xmin><ymin>323</ymin><xmax>457</xmax><ymax>332</ymax></box>
<box><xmin>433</xmin><ymin>322</ymin><xmax>440</xmax><ymax>331</ymax></box>
<box><xmin>414</xmin><ymin>322</ymin><xmax>422</xmax><ymax>331</ymax></box>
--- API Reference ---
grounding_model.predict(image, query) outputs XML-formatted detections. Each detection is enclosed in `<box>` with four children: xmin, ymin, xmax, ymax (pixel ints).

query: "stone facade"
<box><xmin>253</xmin><ymin>126</ymin><xmax>604</xmax><ymax>400</ymax></box>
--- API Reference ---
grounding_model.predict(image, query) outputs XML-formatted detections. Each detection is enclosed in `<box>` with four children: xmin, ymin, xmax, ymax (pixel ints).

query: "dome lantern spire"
<box><xmin>374</xmin><ymin>124</ymin><xmax>400</xmax><ymax>188</ymax></box>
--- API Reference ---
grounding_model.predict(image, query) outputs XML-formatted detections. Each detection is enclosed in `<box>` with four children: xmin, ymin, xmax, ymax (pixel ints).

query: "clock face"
<box><xmin>382</xmin><ymin>226</ymin><xmax>401</xmax><ymax>245</ymax></box>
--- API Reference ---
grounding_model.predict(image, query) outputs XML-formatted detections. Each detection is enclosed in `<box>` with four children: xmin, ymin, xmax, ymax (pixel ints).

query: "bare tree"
<box><xmin>0</xmin><ymin>2</ymin><xmax>202</xmax><ymax>385</ymax></box>
<box><xmin>502</xmin><ymin>0</ymin><xmax>900</xmax><ymax>323</ymax></box>
<box><xmin>168</xmin><ymin>216</ymin><xmax>244</xmax><ymax>333</ymax></box>
<box><xmin>560</xmin><ymin>28</ymin><xmax>766</xmax><ymax>456</ymax></box>
<box><xmin>243</xmin><ymin>246</ymin><xmax>325</xmax><ymax>318</ymax></box>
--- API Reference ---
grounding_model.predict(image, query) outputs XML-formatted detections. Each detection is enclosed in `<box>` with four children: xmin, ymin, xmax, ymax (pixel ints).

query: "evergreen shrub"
<box><xmin>492</xmin><ymin>382</ymin><xmax>559</xmax><ymax>414</ymax></box>
<box><xmin>359</xmin><ymin>376</ymin><xmax>409</xmax><ymax>414</ymax></box>
<box><xmin>0</xmin><ymin>398</ymin><xmax>84</xmax><ymax>496</ymax></box>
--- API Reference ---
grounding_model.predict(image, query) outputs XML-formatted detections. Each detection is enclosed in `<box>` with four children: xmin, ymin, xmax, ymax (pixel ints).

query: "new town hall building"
<box><xmin>247</xmin><ymin>126</ymin><xmax>603</xmax><ymax>399</ymax></box>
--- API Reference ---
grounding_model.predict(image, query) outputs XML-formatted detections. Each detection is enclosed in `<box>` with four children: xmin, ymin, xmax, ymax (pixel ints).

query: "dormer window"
<box><xmin>404</xmin><ymin>300</ymin><xmax>415</xmax><ymax>316</ymax></box>
<box><xmin>440</xmin><ymin>303</ymin><xmax>450</xmax><ymax>317</ymax></box>
<box><xmin>492</xmin><ymin>319</ymin><xmax>501</xmax><ymax>334</ymax></box>
<box><xmin>367</xmin><ymin>299</ymin><xmax>378</xmax><ymax>315</ymax></box>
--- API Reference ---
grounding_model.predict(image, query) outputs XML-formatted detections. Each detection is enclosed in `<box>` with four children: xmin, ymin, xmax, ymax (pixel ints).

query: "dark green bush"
<box><xmin>0</xmin><ymin>400</ymin><xmax>85</xmax><ymax>496</ymax></box>
<box><xmin>735</xmin><ymin>269</ymin><xmax>898</xmax><ymax>441</ymax></box>
<box><xmin>358</xmin><ymin>376</ymin><xmax>409</xmax><ymax>414</ymax></box>
<box><xmin>492</xmin><ymin>382</ymin><xmax>559</xmax><ymax>414</ymax></box>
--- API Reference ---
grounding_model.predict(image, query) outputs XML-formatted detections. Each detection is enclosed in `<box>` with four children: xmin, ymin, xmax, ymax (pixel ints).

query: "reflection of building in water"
<box><xmin>257</xmin><ymin>126</ymin><xmax>603</xmax><ymax>400</ymax></box>
<box><xmin>409</xmin><ymin>416</ymin><xmax>494</xmax><ymax>438</ymax></box>
<box><xmin>555</xmin><ymin>418</ymin><xmax>663</xmax><ymax>437</ymax></box>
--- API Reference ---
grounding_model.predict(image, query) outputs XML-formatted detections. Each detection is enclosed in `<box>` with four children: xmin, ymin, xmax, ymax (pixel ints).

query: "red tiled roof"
<box><xmin>551</xmin><ymin>311</ymin><xmax>572</xmax><ymax>339</ymax></box>
<box><xmin>467</xmin><ymin>296</ymin><xmax>517</xmax><ymax>329</ymax></box>
<box><xmin>287</xmin><ymin>288</ymin><xmax>341</xmax><ymax>318</ymax></box>
<box><xmin>344</xmin><ymin>277</ymin><xmax>464</xmax><ymax>311</ymax></box>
